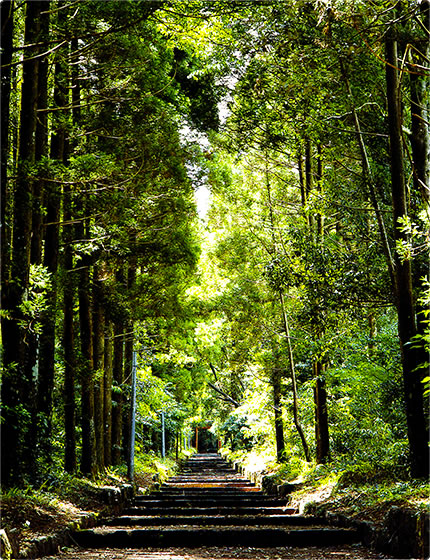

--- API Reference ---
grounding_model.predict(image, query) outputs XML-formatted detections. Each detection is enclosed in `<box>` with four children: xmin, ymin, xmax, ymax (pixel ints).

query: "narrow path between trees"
<box><xmin>42</xmin><ymin>454</ymin><xmax>387</xmax><ymax>559</ymax></box>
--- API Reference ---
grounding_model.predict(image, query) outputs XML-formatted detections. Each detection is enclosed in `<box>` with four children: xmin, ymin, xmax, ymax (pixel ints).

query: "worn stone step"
<box><xmin>150</xmin><ymin>490</ymin><xmax>263</xmax><ymax>498</ymax></box>
<box><xmin>105</xmin><ymin>514</ymin><xmax>325</xmax><ymax>527</ymax></box>
<box><xmin>73</xmin><ymin>526</ymin><xmax>361</xmax><ymax>548</ymax></box>
<box><xmin>131</xmin><ymin>497</ymin><xmax>290</xmax><ymax>507</ymax></box>
<box><xmin>165</xmin><ymin>476</ymin><xmax>251</xmax><ymax>482</ymax></box>
<box><xmin>155</xmin><ymin>485</ymin><xmax>267</xmax><ymax>497</ymax></box>
<box><xmin>123</xmin><ymin>506</ymin><xmax>299</xmax><ymax>516</ymax></box>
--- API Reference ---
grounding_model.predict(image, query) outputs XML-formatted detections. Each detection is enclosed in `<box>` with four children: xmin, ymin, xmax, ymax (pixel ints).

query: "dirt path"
<box><xmin>43</xmin><ymin>545</ymin><xmax>389</xmax><ymax>559</ymax></box>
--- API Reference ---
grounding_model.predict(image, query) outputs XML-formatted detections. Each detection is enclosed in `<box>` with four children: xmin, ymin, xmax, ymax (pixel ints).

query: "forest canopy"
<box><xmin>1</xmin><ymin>0</ymin><xmax>429</xmax><ymax>489</ymax></box>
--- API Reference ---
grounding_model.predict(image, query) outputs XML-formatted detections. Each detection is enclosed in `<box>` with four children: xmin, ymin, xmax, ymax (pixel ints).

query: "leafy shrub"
<box><xmin>337</xmin><ymin>461</ymin><xmax>409</xmax><ymax>488</ymax></box>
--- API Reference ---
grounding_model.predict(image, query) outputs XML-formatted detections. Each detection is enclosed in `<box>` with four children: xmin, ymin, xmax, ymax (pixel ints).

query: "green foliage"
<box><xmin>17</xmin><ymin>265</ymin><xmax>52</xmax><ymax>334</ymax></box>
<box><xmin>337</xmin><ymin>461</ymin><xmax>409</xmax><ymax>487</ymax></box>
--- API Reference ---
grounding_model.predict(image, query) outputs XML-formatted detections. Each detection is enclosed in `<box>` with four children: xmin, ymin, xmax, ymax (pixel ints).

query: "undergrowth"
<box><xmin>222</xmin><ymin>447</ymin><xmax>430</xmax><ymax>522</ymax></box>
<box><xmin>1</xmin><ymin>452</ymin><xmax>181</xmax><ymax>543</ymax></box>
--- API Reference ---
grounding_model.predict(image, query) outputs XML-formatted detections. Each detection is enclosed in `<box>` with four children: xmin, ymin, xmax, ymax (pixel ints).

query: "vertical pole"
<box><xmin>127</xmin><ymin>351</ymin><xmax>137</xmax><ymax>481</ymax></box>
<box><xmin>195</xmin><ymin>427</ymin><xmax>199</xmax><ymax>453</ymax></box>
<box><xmin>161</xmin><ymin>411</ymin><xmax>166</xmax><ymax>459</ymax></box>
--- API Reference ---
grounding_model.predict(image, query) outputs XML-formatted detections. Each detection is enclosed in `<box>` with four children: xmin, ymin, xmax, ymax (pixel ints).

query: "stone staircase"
<box><xmin>73</xmin><ymin>453</ymin><xmax>361</xmax><ymax>549</ymax></box>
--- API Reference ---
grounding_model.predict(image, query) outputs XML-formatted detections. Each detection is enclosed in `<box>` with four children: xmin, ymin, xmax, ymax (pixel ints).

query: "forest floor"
<box><xmin>289</xmin><ymin>476</ymin><xmax>429</xmax><ymax>528</ymax></box>
<box><xmin>1</xmin><ymin>470</ymin><xmax>153</xmax><ymax>556</ymax></box>
<box><xmin>2</xmin><ymin>468</ymin><xmax>427</xmax><ymax>559</ymax></box>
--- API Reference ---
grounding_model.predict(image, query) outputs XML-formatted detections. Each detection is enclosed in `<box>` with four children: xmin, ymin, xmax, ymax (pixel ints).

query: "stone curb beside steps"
<box><xmin>7</xmin><ymin>484</ymin><xmax>134</xmax><ymax>560</ymax></box>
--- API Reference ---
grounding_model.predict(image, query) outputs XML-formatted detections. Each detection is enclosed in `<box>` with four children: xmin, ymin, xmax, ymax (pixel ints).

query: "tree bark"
<box><xmin>1</xmin><ymin>0</ymin><xmax>14</xmax><ymax>305</ymax></box>
<box><xmin>1</xmin><ymin>0</ymin><xmax>43</xmax><ymax>485</ymax></box>
<box><xmin>304</xmin><ymin>138</ymin><xmax>313</xmax><ymax>229</ymax></box>
<box><xmin>93</xmin><ymin>268</ymin><xmax>105</xmax><ymax>471</ymax></box>
<box><xmin>123</xmin><ymin>325</ymin><xmax>134</xmax><ymax>465</ymax></box>
<box><xmin>38</xmin><ymin>25</ymin><xmax>66</xmax><ymax>464</ymax></box>
<box><xmin>63</xmin><ymin>223</ymin><xmax>77</xmax><ymax>473</ymax></box>
<box><xmin>64</xmin><ymin>33</ymin><xmax>80</xmax><ymax>474</ymax></box>
<box><xmin>280</xmin><ymin>291</ymin><xmax>311</xmax><ymax>462</ymax></box>
<box><xmin>297</xmin><ymin>146</ymin><xmax>306</xmax><ymax>208</ymax></box>
<box><xmin>30</xmin><ymin>3</ymin><xmax>50</xmax><ymax>266</ymax></box>
<box><xmin>271</xmin><ymin>366</ymin><xmax>286</xmax><ymax>462</ymax></box>
<box><xmin>314</xmin><ymin>362</ymin><xmax>330</xmax><ymax>464</ymax></box>
<box><xmin>385</xmin><ymin>33</ymin><xmax>429</xmax><ymax>479</ymax></box>
<box><xmin>104</xmin><ymin>321</ymin><xmax>114</xmax><ymax>466</ymax></box>
<box><xmin>112</xmin><ymin>319</ymin><xmax>124</xmax><ymax>465</ymax></box>
<box><xmin>79</xmin><ymin>252</ymin><xmax>96</xmax><ymax>475</ymax></box>
<box><xmin>409</xmin><ymin>0</ymin><xmax>430</xmax><ymax>203</ymax></box>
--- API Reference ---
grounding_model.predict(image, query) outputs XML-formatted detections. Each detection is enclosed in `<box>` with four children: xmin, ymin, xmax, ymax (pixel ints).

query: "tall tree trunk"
<box><xmin>314</xmin><ymin>362</ymin><xmax>330</xmax><ymax>464</ymax></box>
<box><xmin>0</xmin><ymin>0</ymin><xmax>15</xmax><ymax>486</ymax></box>
<box><xmin>93</xmin><ymin>267</ymin><xmax>105</xmax><ymax>471</ymax></box>
<box><xmin>79</xmin><ymin>254</ymin><xmax>96</xmax><ymax>475</ymax></box>
<box><xmin>385</xmin><ymin>34</ymin><xmax>429</xmax><ymax>479</ymax></box>
<box><xmin>38</xmin><ymin>27</ymin><xmax>67</xmax><ymax>464</ymax></box>
<box><xmin>280</xmin><ymin>292</ymin><xmax>311</xmax><ymax>462</ymax></box>
<box><xmin>104</xmin><ymin>321</ymin><xmax>114</xmax><ymax>466</ymax></box>
<box><xmin>297</xmin><ymin>146</ymin><xmax>306</xmax><ymax>208</ymax></box>
<box><xmin>112</xmin><ymin>320</ymin><xmax>124</xmax><ymax>465</ymax></box>
<box><xmin>313</xmin><ymin>148</ymin><xmax>330</xmax><ymax>465</ymax></box>
<box><xmin>63</xmin><ymin>34</ymin><xmax>81</xmax><ymax>474</ymax></box>
<box><xmin>316</xmin><ymin>143</ymin><xmax>324</xmax><ymax>238</ymax></box>
<box><xmin>1</xmin><ymin>0</ymin><xmax>43</xmax><ymax>485</ymax></box>
<box><xmin>1</xmin><ymin>0</ymin><xmax>14</xmax><ymax>309</ymax></box>
<box><xmin>63</xmin><ymin>216</ymin><xmax>77</xmax><ymax>473</ymax></box>
<box><xmin>271</xmin><ymin>365</ymin><xmax>285</xmax><ymax>462</ymax></box>
<box><xmin>122</xmin><ymin>259</ymin><xmax>135</xmax><ymax>464</ymax></box>
<box><xmin>409</xmin><ymin>0</ymin><xmax>430</xmax><ymax>204</ymax></box>
<box><xmin>304</xmin><ymin>138</ymin><xmax>313</xmax><ymax>230</ymax></box>
<box><xmin>30</xmin><ymin>3</ymin><xmax>50</xmax><ymax>266</ymax></box>
<box><xmin>122</xmin><ymin>325</ymin><xmax>134</xmax><ymax>465</ymax></box>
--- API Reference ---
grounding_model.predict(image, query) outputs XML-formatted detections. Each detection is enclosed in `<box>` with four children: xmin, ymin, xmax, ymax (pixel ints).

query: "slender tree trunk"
<box><xmin>63</xmin><ymin>34</ymin><xmax>81</xmax><ymax>474</ymax></box>
<box><xmin>304</xmin><ymin>139</ymin><xmax>314</xmax><ymax>230</ymax></box>
<box><xmin>123</xmin><ymin>325</ymin><xmax>134</xmax><ymax>465</ymax></box>
<box><xmin>104</xmin><ymin>321</ymin><xmax>114</xmax><ymax>466</ymax></box>
<box><xmin>409</xmin><ymin>1</ymin><xmax>429</xmax><ymax>203</ymax></box>
<box><xmin>279</xmin><ymin>292</ymin><xmax>311</xmax><ymax>462</ymax></box>
<box><xmin>38</xmin><ymin>27</ymin><xmax>67</xmax><ymax>464</ymax></box>
<box><xmin>79</xmin><ymin>249</ymin><xmax>96</xmax><ymax>475</ymax></box>
<box><xmin>1</xmin><ymin>0</ymin><xmax>43</xmax><ymax>485</ymax></box>
<box><xmin>316</xmin><ymin>143</ymin><xmax>324</xmax><ymax>238</ymax></box>
<box><xmin>30</xmin><ymin>3</ymin><xmax>50</xmax><ymax>266</ymax></box>
<box><xmin>122</xmin><ymin>257</ymin><xmax>136</xmax><ymax>463</ymax></box>
<box><xmin>1</xmin><ymin>0</ymin><xmax>14</xmax><ymax>309</ymax></box>
<box><xmin>313</xmin><ymin>149</ymin><xmax>330</xmax><ymax>465</ymax></box>
<box><xmin>314</xmin><ymin>362</ymin><xmax>330</xmax><ymax>464</ymax></box>
<box><xmin>0</xmin><ymin>0</ymin><xmax>15</xmax><ymax>487</ymax></box>
<box><xmin>385</xmin><ymin>34</ymin><xmax>429</xmax><ymax>479</ymax></box>
<box><xmin>63</xmin><ymin>221</ymin><xmax>77</xmax><ymax>472</ymax></box>
<box><xmin>93</xmin><ymin>268</ymin><xmax>105</xmax><ymax>471</ymax></box>
<box><xmin>112</xmin><ymin>319</ymin><xmax>124</xmax><ymax>465</ymax></box>
<box><xmin>271</xmin><ymin>365</ymin><xmax>286</xmax><ymax>462</ymax></box>
<box><xmin>297</xmin><ymin>146</ymin><xmax>306</xmax><ymax>208</ymax></box>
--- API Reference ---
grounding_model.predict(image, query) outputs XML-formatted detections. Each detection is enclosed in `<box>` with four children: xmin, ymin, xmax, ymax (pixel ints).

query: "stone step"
<box><xmin>163</xmin><ymin>474</ymin><xmax>255</xmax><ymax>486</ymax></box>
<box><xmin>71</xmin><ymin>453</ymin><xmax>366</xmax><ymax>551</ymax></box>
<box><xmin>73</xmin><ymin>526</ymin><xmax>361</xmax><ymax>548</ymax></box>
<box><xmin>150</xmin><ymin>490</ymin><xmax>263</xmax><ymax>497</ymax></box>
<box><xmin>131</xmin><ymin>497</ymin><xmax>290</xmax><ymax>507</ymax></box>
<box><xmin>105</xmin><ymin>514</ymin><xmax>325</xmax><ymax>527</ymax></box>
<box><xmin>123</xmin><ymin>506</ymin><xmax>299</xmax><ymax>516</ymax></box>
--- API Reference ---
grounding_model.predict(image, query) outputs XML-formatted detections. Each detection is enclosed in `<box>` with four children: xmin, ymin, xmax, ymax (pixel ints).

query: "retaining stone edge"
<box><xmin>15</xmin><ymin>484</ymin><xmax>135</xmax><ymax>560</ymax></box>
